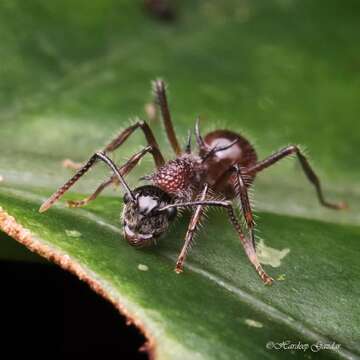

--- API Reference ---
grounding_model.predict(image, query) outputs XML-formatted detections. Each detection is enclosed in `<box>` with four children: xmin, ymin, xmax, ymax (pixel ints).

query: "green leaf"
<box><xmin>0</xmin><ymin>0</ymin><xmax>359</xmax><ymax>359</ymax></box>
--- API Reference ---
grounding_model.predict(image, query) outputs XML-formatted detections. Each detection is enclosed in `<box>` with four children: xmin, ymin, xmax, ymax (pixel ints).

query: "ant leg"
<box><xmin>160</xmin><ymin>199</ymin><xmax>273</xmax><ymax>285</ymax></box>
<box><xmin>153</xmin><ymin>79</ymin><xmax>182</xmax><ymax>155</ymax></box>
<box><xmin>175</xmin><ymin>184</ymin><xmax>209</xmax><ymax>273</ymax></box>
<box><xmin>104</xmin><ymin>119</ymin><xmax>165</xmax><ymax>168</ymax></box>
<box><xmin>232</xmin><ymin>164</ymin><xmax>256</xmax><ymax>250</ymax></box>
<box><xmin>247</xmin><ymin>145</ymin><xmax>347</xmax><ymax>210</ymax></box>
<box><xmin>212</xmin><ymin>165</ymin><xmax>256</xmax><ymax>249</ymax></box>
<box><xmin>226</xmin><ymin>204</ymin><xmax>273</xmax><ymax>285</ymax></box>
<box><xmin>67</xmin><ymin>146</ymin><xmax>156</xmax><ymax>208</ymax></box>
<box><xmin>67</xmin><ymin>177</ymin><xmax>114</xmax><ymax>208</ymax></box>
<box><xmin>63</xmin><ymin>120</ymin><xmax>164</xmax><ymax>172</ymax></box>
<box><xmin>234</xmin><ymin>164</ymin><xmax>256</xmax><ymax>250</ymax></box>
<box><xmin>39</xmin><ymin>152</ymin><xmax>133</xmax><ymax>213</ymax></box>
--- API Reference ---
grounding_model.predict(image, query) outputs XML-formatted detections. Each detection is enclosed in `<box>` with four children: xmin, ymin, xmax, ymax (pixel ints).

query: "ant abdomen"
<box><xmin>202</xmin><ymin>130</ymin><xmax>257</xmax><ymax>198</ymax></box>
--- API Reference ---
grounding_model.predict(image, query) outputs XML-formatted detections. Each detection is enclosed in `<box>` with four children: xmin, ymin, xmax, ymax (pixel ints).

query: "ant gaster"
<box><xmin>39</xmin><ymin>80</ymin><xmax>347</xmax><ymax>285</ymax></box>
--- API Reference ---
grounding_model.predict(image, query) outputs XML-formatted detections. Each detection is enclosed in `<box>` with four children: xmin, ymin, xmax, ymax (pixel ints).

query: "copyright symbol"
<box><xmin>266</xmin><ymin>341</ymin><xmax>274</xmax><ymax>350</ymax></box>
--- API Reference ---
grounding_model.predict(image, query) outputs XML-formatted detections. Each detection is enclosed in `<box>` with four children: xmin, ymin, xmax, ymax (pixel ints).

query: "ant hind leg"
<box><xmin>67</xmin><ymin>177</ymin><xmax>114</xmax><ymax>208</ymax></box>
<box><xmin>247</xmin><ymin>145</ymin><xmax>347</xmax><ymax>210</ymax></box>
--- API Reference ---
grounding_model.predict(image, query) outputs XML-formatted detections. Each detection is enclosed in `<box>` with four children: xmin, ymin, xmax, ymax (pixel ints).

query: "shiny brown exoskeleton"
<box><xmin>39</xmin><ymin>80</ymin><xmax>347</xmax><ymax>285</ymax></box>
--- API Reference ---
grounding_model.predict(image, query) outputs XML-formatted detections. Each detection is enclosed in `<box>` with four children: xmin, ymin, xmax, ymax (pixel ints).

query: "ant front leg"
<box><xmin>160</xmin><ymin>198</ymin><xmax>273</xmax><ymax>285</ymax></box>
<box><xmin>67</xmin><ymin>146</ymin><xmax>157</xmax><ymax>208</ymax></box>
<box><xmin>175</xmin><ymin>184</ymin><xmax>209</xmax><ymax>273</ymax></box>
<box><xmin>39</xmin><ymin>152</ymin><xmax>134</xmax><ymax>213</ymax></box>
<box><xmin>247</xmin><ymin>145</ymin><xmax>347</xmax><ymax>210</ymax></box>
<box><xmin>61</xmin><ymin>119</ymin><xmax>166</xmax><ymax>209</ymax></box>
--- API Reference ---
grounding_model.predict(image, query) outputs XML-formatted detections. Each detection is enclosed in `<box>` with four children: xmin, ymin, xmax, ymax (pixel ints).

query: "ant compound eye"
<box><xmin>167</xmin><ymin>206</ymin><xmax>177</xmax><ymax>221</ymax></box>
<box><xmin>123</xmin><ymin>192</ymin><xmax>131</xmax><ymax>204</ymax></box>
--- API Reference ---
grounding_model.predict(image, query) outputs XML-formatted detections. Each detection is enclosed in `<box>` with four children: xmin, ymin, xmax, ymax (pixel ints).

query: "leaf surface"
<box><xmin>0</xmin><ymin>1</ymin><xmax>359</xmax><ymax>359</ymax></box>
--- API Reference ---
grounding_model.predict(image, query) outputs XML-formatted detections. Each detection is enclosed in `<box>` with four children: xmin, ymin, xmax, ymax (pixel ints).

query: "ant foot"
<box><xmin>325</xmin><ymin>200</ymin><xmax>349</xmax><ymax>210</ymax></box>
<box><xmin>67</xmin><ymin>200</ymin><xmax>85</xmax><ymax>208</ymax></box>
<box><xmin>262</xmin><ymin>275</ymin><xmax>274</xmax><ymax>286</ymax></box>
<box><xmin>259</xmin><ymin>271</ymin><xmax>274</xmax><ymax>286</ymax></box>
<box><xmin>336</xmin><ymin>201</ymin><xmax>349</xmax><ymax>210</ymax></box>
<box><xmin>175</xmin><ymin>264</ymin><xmax>183</xmax><ymax>274</ymax></box>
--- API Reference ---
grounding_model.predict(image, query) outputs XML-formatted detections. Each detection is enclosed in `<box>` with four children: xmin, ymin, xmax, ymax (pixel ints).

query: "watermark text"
<box><xmin>266</xmin><ymin>340</ymin><xmax>341</xmax><ymax>353</ymax></box>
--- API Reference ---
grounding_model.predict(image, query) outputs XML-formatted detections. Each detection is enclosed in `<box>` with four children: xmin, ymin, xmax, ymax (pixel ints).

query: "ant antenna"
<box><xmin>185</xmin><ymin>130</ymin><xmax>192</xmax><ymax>153</ymax></box>
<box><xmin>201</xmin><ymin>139</ymin><xmax>239</xmax><ymax>163</ymax></box>
<box><xmin>195</xmin><ymin>117</ymin><xmax>205</xmax><ymax>149</ymax></box>
<box><xmin>39</xmin><ymin>152</ymin><xmax>135</xmax><ymax>213</ymax></box>
<box><xmin>159</xmin><ymin>199</ymin><xmax>231</xmax><ymax>212</ymax></box>
<box><xmin>96</xmin><ymin>152</ymin><xmax>135</xmax><ymax>202</ymax></box>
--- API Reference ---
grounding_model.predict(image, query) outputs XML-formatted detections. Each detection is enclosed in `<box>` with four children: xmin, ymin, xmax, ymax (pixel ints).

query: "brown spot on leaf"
<box><xmin>62</xmin><ymin>158</ymin><xmax>83</xmax><ymax>170</ymax></box>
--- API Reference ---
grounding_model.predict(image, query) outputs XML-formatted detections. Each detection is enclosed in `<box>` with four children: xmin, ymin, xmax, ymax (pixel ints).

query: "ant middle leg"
<box><xmin>226</xmin><ymin>204</ymin><xmax>273</xmax><ymax>285</ymax></box>
<box><xmin>213</xmin><ymin>164</ymin><xmax>256</xmax><ymax>250</ymax></box>
<box><xmin>247</xmin><ymin>145</ymin><xmax>347</xmax><ymax>210</ymax></box>
<box><xmin>63</xmin><ymin>119</ymin><xmax>165</xmax><ymax>171</ymax></box>
<box><xmin>67</xmin><ymin>146</ymin><xmax>157</xmax><ymax>208</ymax></box>
<box><xmin>175</xmin><ymin>183</ymin><xmax>209</xmax><ymax>273</ymax></box>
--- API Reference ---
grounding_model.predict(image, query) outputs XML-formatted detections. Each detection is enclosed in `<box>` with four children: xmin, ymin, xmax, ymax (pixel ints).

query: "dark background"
<box><xmin>1</xmin><ymin>233</ymin><xmax>147</xmax><ymax>359</ymax></box>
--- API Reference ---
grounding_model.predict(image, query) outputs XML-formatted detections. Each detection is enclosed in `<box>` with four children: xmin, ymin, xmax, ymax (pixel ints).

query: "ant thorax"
<box><xmin>145</xmin><ymin>154</ymin><xmax>204</xmax><ymax>201</ymax></box>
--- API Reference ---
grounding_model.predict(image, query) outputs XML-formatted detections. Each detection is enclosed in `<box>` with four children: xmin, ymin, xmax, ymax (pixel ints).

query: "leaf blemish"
<box><xmin>145</xmin><ymin>102</ymin><xmax>158</xmax><ymax>122</ymax></box>
<box><xmin>256</xmin><ymin>239</ymin><xmax>290</xmax><ymax>268</ymax></box>
<box><xmin>62</xmin><ymin>158</ymin><xmax>82</xmax><ymax>170</ymax></box>
<box><xmin>245</xmin><ymin>319</ymin><xmax>263</xmax><ymax>328</ymax></box>
<box><xmin>65</xmin><ymin>229</ymin><xmax>82</xmax><ymax>238</ymax></box>
<box><xmin>138</xmin><ymin>264</ymin><xmax>149</xmax><ymax>271</ymax></box>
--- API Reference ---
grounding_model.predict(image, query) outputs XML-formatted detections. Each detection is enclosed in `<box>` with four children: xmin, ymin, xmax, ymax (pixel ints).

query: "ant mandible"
<box><xmin>39</xmin><ymin>80</ymin><xmax>347</xmax><ymax>285</ymax></box>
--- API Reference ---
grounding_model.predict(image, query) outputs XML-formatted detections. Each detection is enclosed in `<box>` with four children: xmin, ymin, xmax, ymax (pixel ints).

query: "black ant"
<box><xmin>39</xmin><ymin>80</ymin><xmax>347</xmax><ymax>285</ymax></box>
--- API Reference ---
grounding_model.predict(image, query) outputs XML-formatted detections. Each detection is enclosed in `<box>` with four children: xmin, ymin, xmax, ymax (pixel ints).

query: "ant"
<box><xmin>39</xmin><ymin>80</ymin><xmax>347</xmax><ymax>285</ymax></box>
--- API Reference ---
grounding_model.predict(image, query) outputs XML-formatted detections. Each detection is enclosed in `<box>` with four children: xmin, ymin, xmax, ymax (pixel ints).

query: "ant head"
<box><xmin>121</xmin><ymin>185</ymin><xmax>177</xmax><ymax>247</ymax></box>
